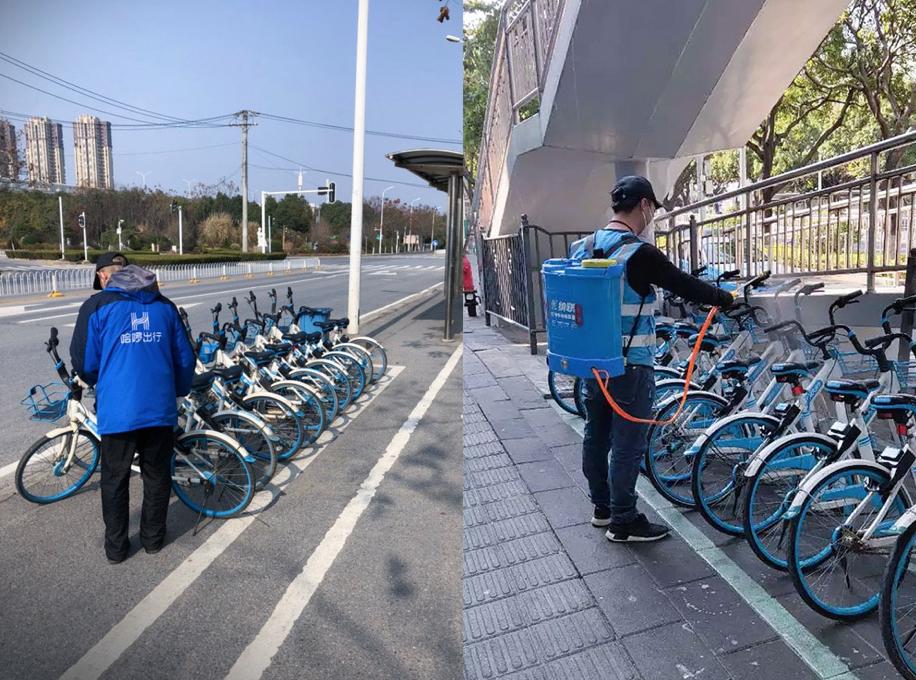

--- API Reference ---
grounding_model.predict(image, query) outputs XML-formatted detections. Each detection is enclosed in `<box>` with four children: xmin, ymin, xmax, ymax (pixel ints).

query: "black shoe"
<box><xmin>144</xmin><ymin>546</ymin><xmax>162</xmax><ymax>555</ymax></box>
<box><xmin>107</xmin><ymin>554</ymin><xmax>126</xmax><ymax>564</ymax></box>
<box><xmin>591</xmin><ymin>505</ymin><xmax>611</xmax><ymax>527</ymax></box>
<box><xmin>606</xmin><ymin>513</ymin><xmax>670</xmax><ymax>543</ymax></box>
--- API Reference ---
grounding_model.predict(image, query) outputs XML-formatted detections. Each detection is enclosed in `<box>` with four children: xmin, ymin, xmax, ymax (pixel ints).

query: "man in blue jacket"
<box><xmin>70</xmin><ymin>253</ymin><xmax>197</xmax><ymax>563</ymax></box>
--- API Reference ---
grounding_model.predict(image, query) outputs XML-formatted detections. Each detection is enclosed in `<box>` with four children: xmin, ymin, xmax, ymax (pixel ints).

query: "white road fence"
<box><xmin>0</xmin><ymin>258</ymin><xmax>321</xmax><ymax>297</ymax></box>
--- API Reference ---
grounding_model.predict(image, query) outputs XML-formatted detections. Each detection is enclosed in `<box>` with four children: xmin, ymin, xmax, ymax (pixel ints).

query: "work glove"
<box><xmin>716</xmin><ymin>289</ymin><xmax>736</xmax><ymax>309</ymax></box>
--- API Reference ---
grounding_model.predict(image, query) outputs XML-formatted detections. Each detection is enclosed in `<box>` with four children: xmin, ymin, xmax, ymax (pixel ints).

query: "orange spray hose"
<box><xmin>592</xmin><ymin>305</ymin><xmax>719</xmax><ymax>426</ymax></box>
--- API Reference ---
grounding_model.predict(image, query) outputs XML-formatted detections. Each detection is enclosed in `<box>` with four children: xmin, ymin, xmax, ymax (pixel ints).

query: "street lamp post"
<box><xmin>430</xmin><ymin>212</ymin><xmax>436</xmax><ymax>251</ymax></box>
<box><xmin>380</xmin><ymin>185</ymin><xmax>394</xmax><ymax>254</ymax></box>
<box><xmin>78</xmin><ymin>212</ymin><xmax>88</xmax><ymax>263</ymax></box>
<box><xmin>177</xmin><ymin>205</ymin><xmax>183</xmax><ymax>255</ymax></box>
<box><xmin>347</xmin><ymin>0</ymin><xmax>370</xmax><ymax>334</ymax></box>
<box><xmin>117</xmin><ymin>219</ymin><xmax>124</xmax><ymax>251</ymax></box>
<box><xmin>409</xmin><ymin>197</ymin><xmax>420</xmax><ymax>252</ymax></box>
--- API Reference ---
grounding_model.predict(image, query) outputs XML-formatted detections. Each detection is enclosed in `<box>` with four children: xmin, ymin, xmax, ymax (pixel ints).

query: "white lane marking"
<box><xmin>15</xmin><ymin>276</ymin><xmax>347</xmax><ymax>324</ymax></box>
<box><xmin>552</xmin><ymin>405</ymin><xmax>855</xmax><ymax>680</ymax></box>
<box><xmin>0</xmin><ymin>302</ymin><xmax>84</xmax><ymax>319</ymax></box>
<box><xmin>368</xmin><ymin>271</ymin><xmax>397</xmax><ymax>277</ymax></box>
<box><xmin>360</xmin><ymin>282</ymin><xmax>443</xmax><ymax>324</ymax></box>
<box><xmin>58</xmin><ymin>365</ymin><xmax>405</xmax><ymax>680</ymax></box>
<box><xmin>0</xmin><ymin>459</ymin><xmax>17</xmax><ymax>480</ymax></box>
<box><xmin>224</xmin><ymin>346</ymin><xmax>462</xmax><ymax>680</ymax></box>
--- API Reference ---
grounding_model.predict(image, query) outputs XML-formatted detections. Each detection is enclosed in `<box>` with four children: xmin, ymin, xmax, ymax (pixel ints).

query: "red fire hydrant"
<box><xmin>463</xmin><ymin>255</ymin><xmax>480</xmax><ymax>317</ymax></box>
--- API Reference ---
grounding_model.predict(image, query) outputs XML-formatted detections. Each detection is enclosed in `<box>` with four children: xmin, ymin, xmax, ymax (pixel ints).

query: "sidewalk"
<box><xmin>462</xmin><ymin>313</ymin><xmax>898</xmax><ymax>680</ymax></box>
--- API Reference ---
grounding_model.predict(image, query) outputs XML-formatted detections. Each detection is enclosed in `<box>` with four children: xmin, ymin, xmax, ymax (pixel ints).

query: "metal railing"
<box><xmin>0</xmin><ymin>257</ymin><xmax>321</xmax><ymax>297</ymax></box>
<box><xmin>480</xmin><ymin>215</ymin><xmax>588</xmax><ymax>353</ymax></box>
<box><xmin>473</xmin><ymin>0</ymin><xmax>567</xmax><ymax>234</ymax></box>
<box><xmin>659</xmin><ymin>129</ymin><xmax>916</xmax><ymax>292</ymax></box>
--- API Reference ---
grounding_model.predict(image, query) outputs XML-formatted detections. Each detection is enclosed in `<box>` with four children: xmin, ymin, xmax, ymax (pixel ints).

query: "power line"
<box><xmin>257</xmin><ymin>111</ymin><xmax>461</xmax><ymax>145</ymax></box>
<box><xmin>0</xmin><ymin>51</ymin><xmax>205</xmax><ymax>124</ymax></box>
<box><xmin>115</xmin><ymin>142</ymin><xmax>238</xmax><ymax>157</ymax></box>
<box><xmin>251</xmin><ymin>145</ymin><xmax>430</xmax><ymax>189</ymax></box>
<box><xmin>0</xmin><ymin>74</ymin><xmax>234</xmax><ymax>129</ymax></box>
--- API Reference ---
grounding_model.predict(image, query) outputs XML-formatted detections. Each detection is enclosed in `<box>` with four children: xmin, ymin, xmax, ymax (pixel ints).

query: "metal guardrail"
<box><xmin>0</xmin><ymin>258</ymin><xmax>321</xmax><ymax>297</ymax></box>
<box><xmin>480</xmin><ymin>215</ymin><xmax>588</xmax><ymax>353</ymax></box>
<box><xmin>473</xmin><ymin>0</ymin><xmax>566</xmax><ymax>234</ymax></box>
<box><xmin>659</xmin><ymin>129</ymin><xmax>916</xmax><ymax>292</ymax></box>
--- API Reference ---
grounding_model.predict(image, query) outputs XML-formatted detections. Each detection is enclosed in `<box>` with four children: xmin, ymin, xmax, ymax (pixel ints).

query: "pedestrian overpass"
<box><xmin>473</xmin><ymin>0</ymin><xmax>850</xmax><ymax>239</ymax></box>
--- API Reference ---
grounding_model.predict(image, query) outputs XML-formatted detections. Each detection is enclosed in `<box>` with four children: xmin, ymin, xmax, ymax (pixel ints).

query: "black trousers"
<box><xmin>100</xmin><ymin>426</ymin><xmax>174</xmax><ymax>559</ymax></box>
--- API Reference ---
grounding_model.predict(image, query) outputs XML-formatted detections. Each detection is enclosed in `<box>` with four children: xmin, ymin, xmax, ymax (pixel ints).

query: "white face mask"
<box><xmin>640</xmin><ymin>204</ymin><xmax>656</xmax><ymax>244</ymax></box>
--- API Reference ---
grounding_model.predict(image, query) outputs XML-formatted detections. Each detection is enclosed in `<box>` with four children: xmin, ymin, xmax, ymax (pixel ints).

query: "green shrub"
<box><xmin>4</xmin><ymin>249</ymin><xmax>286</xmax><ymax>264</ymax></box>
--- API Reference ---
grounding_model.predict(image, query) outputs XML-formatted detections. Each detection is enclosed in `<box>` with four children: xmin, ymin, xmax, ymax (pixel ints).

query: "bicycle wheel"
<box><xmin>691</xmin><ymin>414</ymin><xmax>779</xmax><ymax>535</ymax></box>
<box><xmin>242</xmin><ymin>393</ymin><xmax>305</xmax><ymax>461</ymax></box>
<box><xmin>270</xmin><ymin>380</ymin><xmax>326</xmax><ymax>448</ymax></box>
<box><xmin>645</xmin><ymin>391</ymin><xmax>727</xmax><ymax>507</ymax></box>
<box><xmin>548</xmin><ymin>370</ymin><xmax>579</xmax><ymax>415</ymax></box>
<box><xmin>171</xmin><ymin>430</ymin><xmax>254</xmax><ymax>518</ymax></box>
<box><xmin>288</xmin><ymin>367</ymin><xmax>339</xmax><ymax>423</ymax></box>
<box><xmin>573</xmin><ymin>378</ymin><xmax>587</xmax><ymax>419</ymax></box>
<box><xmin>743</xmin><ymin>435</ymin><xmax>833</xmax><ymax>571</ymax></box>
<box><xmin>307</xmin><ymin>359</ymin><xmax>353</xmax><ymax>410</ymax></box>
<box><xmin>787</xmin><ymin>463</ymin><xmax>910</xmax><ymax>621</ymax></box>
<box><xmin>209</xmin><ymin>411</ymin><xmax>276</xmax><ymax>490</ymax></box>
<box><xmin>880</xmin><ymin>517</ymin><xmax>916</xmax><ymax>680</ymax></box>
<box><xmin>334</xmin><ymin>343</ymin><xmax>375</xmax><ymax>388</ymax></box>
<box><xmin>325</xmin><ymin>350</ymin><xmax>367</xmax><ymax>400</ymax></box>
<box><xmin>349</xmin><ymin>336</ymin><xmax>388</xmax><ymax>382</ymax></box>
<box><xmin>15</xmin><ymin>429</ymin><xmax>100</xmax><ymax>504</ymax></box>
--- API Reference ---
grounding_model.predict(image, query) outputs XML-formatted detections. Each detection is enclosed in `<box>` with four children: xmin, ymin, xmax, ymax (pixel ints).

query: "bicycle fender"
<box><xmin>242</xmin><ymin>390</ymin><xmax>298</xmax><ymax>413</ymax></box>
<box><xmin>783</xmin><ymin>458</ymin><xmax>889</xmax><ymax>520</ymax></box>
<box><xmin>42</xmin><ymin>425</ymin><xmax>80</xmax><ymax>440</ymax></box>
<box><xmin>655</xmin><ymin>378</ymin><xmax>703</xmax><ymax>393</ymax></box>
<box><xmin>176</xmin><ymin>428</ymin><xmax>248</xmax><ymax>457</ymax></box>
<box><xmin>213</xmin><ymin>409</ymin><xmax>277</xmax><ymax>440</ymax></box>
<box><xmin>685</xmin><ymin>410</ymin><xmax>777</xmax><ymax>458</ymax></box>
<box><xmin>745</xmin><ymin>431</ymin><xmax>837</xmax><ymax>478</ymax></box>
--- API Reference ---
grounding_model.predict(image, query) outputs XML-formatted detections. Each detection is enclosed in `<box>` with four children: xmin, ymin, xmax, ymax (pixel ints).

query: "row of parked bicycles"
<box><xmin>549</xmin><ymin>266</ymin><xmax>916</xmax><ymax>679</ymax></box>
<box><xmin>15</xmin><ymin>286</ymin><xmax>387</xmax><ymax>524</ymax></box>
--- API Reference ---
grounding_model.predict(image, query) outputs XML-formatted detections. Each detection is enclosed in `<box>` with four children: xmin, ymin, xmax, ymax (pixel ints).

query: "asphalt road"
<box><xmin>0</xmin><ymin>253</ymin><xmax>444</xmax><ymax>472</ymax></box>
<box><xmin>0</xmin><ymin>272</ymin><xmax>462</xmax><ymax>680</ymax></box>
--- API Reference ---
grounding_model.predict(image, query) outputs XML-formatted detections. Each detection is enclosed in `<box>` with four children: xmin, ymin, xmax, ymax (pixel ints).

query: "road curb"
<box><xmin>361</xmin><ymin>282</ymin><xmax>444</xmax><ymax>325</ymax></box>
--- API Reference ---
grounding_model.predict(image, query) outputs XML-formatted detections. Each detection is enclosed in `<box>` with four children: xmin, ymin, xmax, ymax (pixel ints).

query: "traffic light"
<box><xmin>78</xmin><ymin>212</ymin><xmax>86</xmax><ymax>229</ymax></box>
<box><xmin>170</xmin><ymin>201</ymin><xmax>178</xmax><ymax>213</ymax></box>
<box><xmin>327</xmin><ymin>182</ymin><xmax>335</xmax><ymax>203</ymax></box>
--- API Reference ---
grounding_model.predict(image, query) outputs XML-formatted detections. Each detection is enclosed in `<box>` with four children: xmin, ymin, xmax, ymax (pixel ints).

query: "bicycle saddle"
<box><xmin>873</xmin><ymin>393</ymin><xmax>916</xmax><ymax>410</ymax></box>
<box><xmin>826</xmin><ymin>378</ymin><xmax>880</xmax><ymax>404</ymax></box>
<box><xmin>718</xmin><ymin>355</ymin><xmax>763</xmax><ymax>374</ymax></box>
<box><xmin>191</xmin><ymin>371</ymin><xmax>216</xmax><ymax>391</ymax></box>
<box><xmin>210</xmin><ymin>365</ymin><xmax>244</xmax><ymax>382</ymax></box>
<box><xmin>770</xmin><ymin>360</ymin><xmax>820</xmax><ymax>375</ymax></box>
<box><xmin>243</xmin><ymin>351</ymin><xmax>276</xmax><ymax>364</ymax></box>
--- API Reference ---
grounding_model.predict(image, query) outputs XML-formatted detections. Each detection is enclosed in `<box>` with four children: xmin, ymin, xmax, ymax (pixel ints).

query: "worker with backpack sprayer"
<box><xmin>564</xmin><ymin>176</ymin><xmax>735</xmax><ymax>542</ymax></box>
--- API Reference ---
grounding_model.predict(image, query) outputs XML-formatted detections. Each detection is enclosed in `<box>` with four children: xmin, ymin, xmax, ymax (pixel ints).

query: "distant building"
<box><xmin>25</xmin><ymin>116</ymin><xmax>66</xmax><ymax>185</ymax></box>
<box><xmin>0</xmin><ymin>119</ymin><xmax>18</xmax><ymax>179</ymax></box>
<box><xmin>73</xmin><ymin>115</ymin><xmax>114</xmax><ymax>189</ymax></box>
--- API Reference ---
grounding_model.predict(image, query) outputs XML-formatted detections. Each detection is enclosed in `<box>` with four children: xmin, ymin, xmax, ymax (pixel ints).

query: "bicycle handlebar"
<box><xmin>773</xmin><ymin>278</ymin><xmax>801</xmax><ymax>297</ymax></box>
<box><xmin>691</xmin><ymin>265</ymin><xmax>708</xmax><ymax>277</ymax></box>
<box><xmin>828</xmin><ymin>289</ymin><xmax>863</xmax><ymax>325</ymax></box>
<box><xmin>45</xmin><ymin>327</ymin><xmax>73</xmax><ymax>386</ymax></box>
<box><xmin>716</xmin><ymin>269</ymin><xmax>741</xmax><ymax>286</ymax></box>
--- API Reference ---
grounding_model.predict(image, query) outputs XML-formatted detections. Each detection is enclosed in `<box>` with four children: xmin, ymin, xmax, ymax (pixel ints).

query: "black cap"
<box><xmin>610</xmin><ymin>175</ymin><xmax>662</xmax><ymax>210</ymax></box>
<box><xmin>93</xmin><ymin>252</ymin><xmax>129</xmax><ymax>290</ymax></box>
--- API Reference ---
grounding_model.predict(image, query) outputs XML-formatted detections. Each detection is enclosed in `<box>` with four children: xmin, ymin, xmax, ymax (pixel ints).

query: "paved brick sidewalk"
<box><xmin>462</xmin><ymin>314</ymin><xmax>902</xmax><ymax>680</ymax></box>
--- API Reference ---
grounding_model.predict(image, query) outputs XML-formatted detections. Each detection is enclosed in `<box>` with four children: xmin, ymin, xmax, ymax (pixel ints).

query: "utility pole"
<box><xmin>231</xmin><ymin>110</ymin><xmax>256</xmax><ymax>252</ymax></box>
<box><xmin>117</xmin><ymin>219</ymin><xmax>124</xmax><ymax>251</ymax></box>
<box><xmin>58</xmin><ymin>195</ymin><xmax>65</xmax><ymax>259</ymax></box>
<box><xmin>381</xmin><ymin>185</ymin><xmax>394</xmax><ymax>255</ymax></box>
<box><xmin>430</xmin><ymin>212</ymin><xmax>436</xmax><ymax>250</ymax></box>
<box><xmin>268</xmin><ymin>215</ymin><xmax>272</xmax><ymax>254</ymax></box>
<box><xmin>347</xmin><ymin>0</ymin><xmax>369</xmax><ymax>334</ymax></box>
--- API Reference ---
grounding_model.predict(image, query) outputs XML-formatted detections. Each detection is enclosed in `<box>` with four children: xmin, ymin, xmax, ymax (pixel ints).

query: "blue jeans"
<box><xmin>582</xmin><ymin>365</ymin><xmax>655</xmax><ymax>525</ymax></box>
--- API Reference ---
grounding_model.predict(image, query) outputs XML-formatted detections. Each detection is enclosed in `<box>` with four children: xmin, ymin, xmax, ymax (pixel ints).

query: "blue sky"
<box><xmin>2</xmin><ymin>0</ymin><xmax>463</xmax><ymax>212</ymax></box>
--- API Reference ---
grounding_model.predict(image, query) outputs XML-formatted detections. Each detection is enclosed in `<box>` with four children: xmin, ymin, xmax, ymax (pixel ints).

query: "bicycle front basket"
<box><xmin>21</xmin><ymin>383</ymin><xmax>69</xmax><ymax>422</ymax></box>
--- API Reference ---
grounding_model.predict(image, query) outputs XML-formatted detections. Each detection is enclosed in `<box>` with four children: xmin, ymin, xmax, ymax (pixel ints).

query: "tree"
<box><xmin>463</xmin><ymin>1</ymin><xmax>501</xmax><ymax>178</ymax></box>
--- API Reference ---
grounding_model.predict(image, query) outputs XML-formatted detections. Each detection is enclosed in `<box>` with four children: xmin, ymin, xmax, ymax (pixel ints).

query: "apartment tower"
<box><xmin>0</xmin><ymin>119</ymin><xmax>18</xmax><ymax>179</ymax></box>
<box><xmin>25</xmin><ymin>116</ymin><xmax>66</xmax><ymax>184</ymax></box>
<box><xmin>73</xmin><ymin>115</ymin><xmax>114</xmax><ymax>189</ymax></box>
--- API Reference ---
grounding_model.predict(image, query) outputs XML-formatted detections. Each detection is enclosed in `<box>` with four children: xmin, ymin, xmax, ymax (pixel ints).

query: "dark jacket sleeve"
<box><xmin>627</xmin><ymin>244</ymin><xmax>733</xmax><ymax>308</ymax></box>
<box><xmin>70</xmin><ymin>298</ymin><xmax>100</xmax><ymax>385</ymax></box>
<box><xmin>170</xmin><ymin>306</ymin><xmax>197</xmax><ymax>396</ymax></box>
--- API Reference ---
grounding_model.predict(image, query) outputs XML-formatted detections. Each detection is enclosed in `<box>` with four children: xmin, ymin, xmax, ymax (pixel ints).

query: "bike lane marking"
<box><xmin>57</xmin><ymin>365</ymin><xmax>405</xmax><ymax>680</ymax></box>
<box><xmin>555</xmin><ymin>407</ymin><xmax>858</xmax><ymax>680</ymax></box>
<box><xmin>223</xmin><ymin>344</ymin><xmax>462</xmax><ymax>680</ymax></box>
